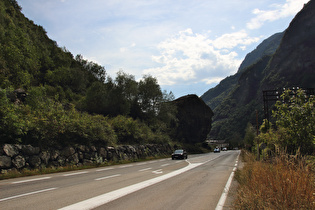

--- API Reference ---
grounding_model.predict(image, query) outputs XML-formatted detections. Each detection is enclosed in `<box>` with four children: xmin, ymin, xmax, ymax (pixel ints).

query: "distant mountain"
<box><xmin>201</xmin><ymin>0</ymin><xmax>315</xmax><ymax>142</ymax></box>
<box><xmin>238</xmin><ymin>32</ymin><xmax>284</xmax><ymax>73</ymax></box>
<box><xmin>201</xmin><ymin>31</ymin><xmax>283</xmax><ymax>111</ymax></box>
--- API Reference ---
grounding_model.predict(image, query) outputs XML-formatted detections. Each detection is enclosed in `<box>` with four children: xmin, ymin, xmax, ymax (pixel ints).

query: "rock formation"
<box><xmin>172</xmin><ymin>94</ymin><xmax>214</xmax><ymax>144</ymax></box>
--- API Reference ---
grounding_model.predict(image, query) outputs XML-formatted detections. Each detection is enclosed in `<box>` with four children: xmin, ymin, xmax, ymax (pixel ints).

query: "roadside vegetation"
<box><xmin>0</xmin><ymin>0</ymin><xmax>180</xmax><ymax>149</ymax></box>
<box><xmin>234</xmin><ymin>89</ymin><xmax>315</xmax><ymax>209</ymax></box>
<box><xmin>234</xmin><ymin>151</ymin><xmax>315</xmax><ymax>209</ymax></box>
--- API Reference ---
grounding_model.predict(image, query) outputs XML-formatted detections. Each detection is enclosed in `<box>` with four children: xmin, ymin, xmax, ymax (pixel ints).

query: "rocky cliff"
<box><xmin>262</xmin><ymin>0</ymin><xmax>315</xmax><ymax>90</ymax></box>
<box><xmin>201</xmin><ymin>0</ymin><xmax>315</xmax><ymax>141</ymax></box>
<box><xmin>172</xmin><ymin>94</ymin><xmax>214</xmax><ymax>144</ymax></box>
<box><xmin>201</xmin><ymin>32</ymin><xmax>283</xmax><ymax>111</ymax></box>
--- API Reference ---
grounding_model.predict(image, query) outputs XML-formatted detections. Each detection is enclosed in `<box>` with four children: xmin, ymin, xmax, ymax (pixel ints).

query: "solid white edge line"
<box><xmin>215</xmin><ymin>151</ymin><xmax>240</xmax><ymax>210</ymax></box>
<box><xmin>11</xmin><ymin>176</ymin><xmax>51</xmax><ymax>184</ymax></box>
<box><xmin>0</xmin><ymin>188</ymin><xmax>57</xmax><ymax>202</ymax></box>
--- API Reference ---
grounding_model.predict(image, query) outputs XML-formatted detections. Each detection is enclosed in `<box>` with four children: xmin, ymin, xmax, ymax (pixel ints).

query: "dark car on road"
<box><xmin>171</xmin><ymin>149</ymin><xmax>187</xmax><ymax>160</ymax></box>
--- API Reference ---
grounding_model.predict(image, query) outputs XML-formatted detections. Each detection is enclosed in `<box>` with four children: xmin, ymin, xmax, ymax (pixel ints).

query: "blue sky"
<box><xmin>17</xmin><ymin>0</ymin><xmax>309</xmax><ymax>98</ymax></box>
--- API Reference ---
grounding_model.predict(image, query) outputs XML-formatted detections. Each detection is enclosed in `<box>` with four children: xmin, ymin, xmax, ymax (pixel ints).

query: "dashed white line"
<box><xmin>63</xmin><ymin>171</ymin><xmax>88</xmax><ymax>177</ymax></box>
<box><xmin>119</xmin><ymin>165</ymin><xmax>133</xmax><ymax>168</ymax></box>
<box><xmin>138</xmin><ymin>168</ymin><xmax>152</xmax><ymax>172</ymax></box>
<box><xmin>161</xmin><ymin>163</ymin><xmax>170</xmax><ymax>167</ymax></box>
<box><xmin>96</xmin><ymin>167</ymin><xmax>114</xmax><ymax>172</ymax></box>
<box><xmin>59</xmin><ymin>162</ymin><xmax>203</xmax><ymax>210</ymax></box>
<box><xmin>152</xmin><ymin>169</ymin><xmax>163</xmax><ymax>174</ymax></box>
<box><xmin>95</xmin><ymin>174</ymin><xmax>121</xmax><ymax>181</ymax></box>
<box><xmin>11</xmin><ymin>177</ymin><xmax>52</xmax><ymax>184</ymax></box>
<box><xmin>0</xmin><ymin>188</ymin><xmax>57</xmax><ymax>202</ymax></box>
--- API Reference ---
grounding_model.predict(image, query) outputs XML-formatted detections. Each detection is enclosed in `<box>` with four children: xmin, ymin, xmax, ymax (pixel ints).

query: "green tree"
<box><xmin>272</xmin><ymin>89</ymin><xmax>315</xmax><ymax>154</ymax></box>
<box><xmin>137</xmin><ymin>75</ymin><xmax>163</xmax><ymax>122</ymax></box>
<box><xmin>244</xmin><ymin>123</ymin><xmax>256</xmax><ymax>151</ymax></box>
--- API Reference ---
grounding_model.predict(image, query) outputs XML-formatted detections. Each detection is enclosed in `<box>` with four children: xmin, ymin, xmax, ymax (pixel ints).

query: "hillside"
<box><xmin>237</xmin><ymin>32</ymin><xmax>284</xmax><ymax>74</ymax></box>
<box><xmin>202</xmin><ymin>0</ymin><xmax>315</xmax><ymax>142</ymax></box>
<box><xmin>201</xmin><ymin>32</ymin><xmax>283</xmax><ymax>111</ymax></box>
<box><xmin>0</xmin><ymin>0</ymin><xmax>214</xmax><ymax>150</ymax></box>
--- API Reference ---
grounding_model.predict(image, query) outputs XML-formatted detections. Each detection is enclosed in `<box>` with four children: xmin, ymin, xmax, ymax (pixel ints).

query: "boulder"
<box><xmin>12</xmin><ymin>155</ymin><xmax>25</xmax><ymax>169</ymax></box>
<box><xmin>50</xmin><ymin>150</ymin><xmax>60</xmax><ymax>160</ymax></box>
<box><xmin>68</xmin><ymin>153</ymin><xmax>79</xmax><ymax>164</ymax></box>
<box><xmin>3</xmin><ymin>144</ymin><xmax>19</xmax><ymax>157</ymax></box>
<box><xmin>61</xmin><ymin>147</ymin><xmax>76</xmax><ymax>157</ymax></box>
<box><xmin>40</xmin><ymin>151</ymin><xmax>51</xmax><ymax>165</ymax></box>
<box><xmin>29</xmin><ymin>156</ymin><xmax>41</xmax><ymax>168</ymax></box>
<box><xmin>0</xmin><ymin>156</ymin><xmax>12</xmax><ymax>168</ymax></box>
<box><xmin>98</xmin><ymin>147</ymin><xmax>107</xmax><ymax>159</ymax></box>
<box><xmin>172</xmin><ymin>94</ymin><xmax>214</xmax><ymax>144</ymax></box>
<box><xmin>22</xmin><ymin>145</ymin><xmax>40</xmax><ymax>155</ymax></box>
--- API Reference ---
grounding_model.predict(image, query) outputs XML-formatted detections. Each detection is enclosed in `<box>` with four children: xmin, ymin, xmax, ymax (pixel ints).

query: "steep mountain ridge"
<box><xmin>202</xmin><ymin>0</ymin><xmax>315</xmax><ymax>142</ymax></box>
<box><xmin>261</xmin><ymin>0</ymin><xmax>315</xmax><ymax>90</ymax></box>
<box><xmin>201</xmin><ymin>31</ymin><xmax>283</xmax><ymax>111</ymax></box>
<box><xmin>238</xmin><ymin>32</ymin><xmax>284</xmax><ymax>74</ymax></box>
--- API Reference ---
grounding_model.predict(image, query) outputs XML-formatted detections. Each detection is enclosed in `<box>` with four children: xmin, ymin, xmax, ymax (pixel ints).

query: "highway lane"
<box><xmin>0</xmin><ymin>150</ymin><xmax>240</xmax><ymax>209</ymax></box>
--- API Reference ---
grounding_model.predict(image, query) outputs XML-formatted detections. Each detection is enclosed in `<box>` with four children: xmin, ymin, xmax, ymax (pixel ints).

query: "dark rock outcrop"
<box><xmin>172</xmin><ymin>94</ymin><xmax>214</xmax><ymax>144</ymax></box>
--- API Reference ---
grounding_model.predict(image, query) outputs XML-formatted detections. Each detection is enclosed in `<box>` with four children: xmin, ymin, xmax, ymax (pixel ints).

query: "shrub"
<box><xmin>234</xmin><ymin>151</ymin><xmax>315</xmax><ymax>209</ymax></box>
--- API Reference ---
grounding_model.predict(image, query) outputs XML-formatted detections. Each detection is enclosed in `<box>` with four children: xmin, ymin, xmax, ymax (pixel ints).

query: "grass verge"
<box><xmin>233</xmin><ymin>150</ymin><xmax>315</xmax><ymax>209</ymax></box>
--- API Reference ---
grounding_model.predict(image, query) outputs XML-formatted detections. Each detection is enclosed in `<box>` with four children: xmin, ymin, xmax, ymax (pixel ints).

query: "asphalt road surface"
<box><xmin>0</xmin><ymin>150</ymin><xmax>240</xmax><ymax>210</ymax></box>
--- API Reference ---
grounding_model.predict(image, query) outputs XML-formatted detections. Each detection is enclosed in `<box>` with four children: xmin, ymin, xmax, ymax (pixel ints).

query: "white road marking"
<box><xmin>152</xmin><ymin>169</ymin><xmax>163</xmax><ymax>174</ymax></box>
<box><xmin>0</xmin><ymin>188</ymin><xmax>57</xmax><ymax>202</ymax></box>
<box><xmin>138</xmin><ymin>168</ymin><xmax>152</xmax><ymax>172</ymax></box>
<box><xmin>161</xmin><ymin>163</ymin><xmax>170</xmax><ymax>167</ymax></box>
<box><xmin>215</xmin><ymin>151</ymin><xmax>240</xmax><ymax>210</ymax></box>
<box><xmin>96</xmin><ymin>167</ymin><xmax>114</xmax><ymax>172</ymax></box>
<box><xmin>119</xmin><ymin>165</ymin><xmax>133</xmax><ymax>168</ymax></box>
<box><xmin>59</xmin><ymin>161</ymin><xmax>203</xmax><ymax>210</ymax></box>
<box><xmin>95</xmin><ymin>174</ymin><xmax>121</xmax><ymax>181</ymax></box>
<box><xmin>11</xmin><ymin>177</ymin><xmax>51</xmax><ymax>184</ymax></box>
<box><xmin>63</xmin><ymin>171</ymin><xmax>88</xmax><ymax>177</ymax></box>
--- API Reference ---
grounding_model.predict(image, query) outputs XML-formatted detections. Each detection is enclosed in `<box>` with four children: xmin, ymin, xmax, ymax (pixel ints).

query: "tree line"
<box><xmin>0</xmin><ymin>0</ymin><xmax>178</xmax><ymax>148</ymax></box>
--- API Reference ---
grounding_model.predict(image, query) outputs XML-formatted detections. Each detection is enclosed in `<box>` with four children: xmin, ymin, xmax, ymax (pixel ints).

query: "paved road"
<box><xmin>0</xmin><ymin>150</ymin><xmax>240</xmax><ymax>210</ymax></box>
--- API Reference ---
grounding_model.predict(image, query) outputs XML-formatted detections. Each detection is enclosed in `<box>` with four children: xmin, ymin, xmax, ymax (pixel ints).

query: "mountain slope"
<box><xmin>201</xmin><ymin>31</ymin><xmax>283</xmax><ymax>111</ymax></box>
<box><xmin>238</xmin><ymin>32</ymin><xmax>284</xmax><ymax>73</ymax></box>
<box><xmin>202</xmin><ymin>0</ymin><xmax>315</xmax><ymax>142</ymax></box>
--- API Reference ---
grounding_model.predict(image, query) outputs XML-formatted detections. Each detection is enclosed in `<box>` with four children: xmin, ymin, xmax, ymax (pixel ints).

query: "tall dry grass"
<box><xmin>234</xmin><ymin>151</ymin><xmax>315</xmax><ymax>209</ymax></box>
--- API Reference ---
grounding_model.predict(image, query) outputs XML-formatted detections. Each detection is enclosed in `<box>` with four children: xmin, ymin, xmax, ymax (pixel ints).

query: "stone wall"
<box><xmin>0</xmin><ymin>144</ymin><xmax>173</xmax><ymax>173</ymax></box>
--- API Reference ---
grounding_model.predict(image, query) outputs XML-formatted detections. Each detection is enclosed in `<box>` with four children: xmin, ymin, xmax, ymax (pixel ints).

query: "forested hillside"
<box><xmin>202</xmin><ymin>0</ymin><xmax>315</xmax><ymax>145</ymax></box>
<box><xmin>0</xmin><ymin>0</ymin><xmax>185</xmax><ymax>149</ymax></box>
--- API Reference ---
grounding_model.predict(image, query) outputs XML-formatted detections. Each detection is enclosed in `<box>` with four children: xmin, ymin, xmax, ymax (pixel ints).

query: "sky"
<box><xmin>17</xmin><ymin>0</ymin><xmax>310</xmax><ymax>98</ymax></box>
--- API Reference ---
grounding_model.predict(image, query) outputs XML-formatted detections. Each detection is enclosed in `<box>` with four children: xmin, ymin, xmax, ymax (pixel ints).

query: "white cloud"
<box><xmin>144</xmin><ymin>28</ymin><xmax>260</xmax><ymax>86</ymax></box>
<box><xmin>202</xmin><ymin>77</ymin><xmax>224</xmax><ymax>85</ymax></box>
<box><xmin>212</xmin><ymin>30</ymin><xmax>261</xmax><ymax>49</ymax></box>
<box><xmin>247</xmin><ymin>0</ymin><xmax>310</xmax><ymax>29</ymax></box>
